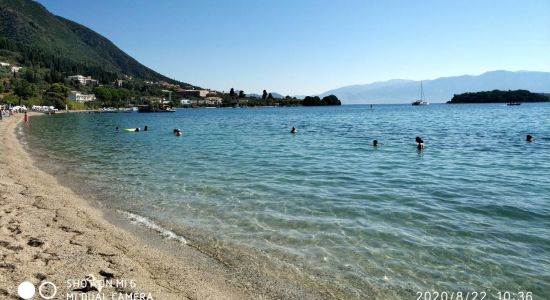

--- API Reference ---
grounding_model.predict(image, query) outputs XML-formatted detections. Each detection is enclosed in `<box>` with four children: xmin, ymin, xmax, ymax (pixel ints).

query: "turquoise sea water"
<box><xmin>22</xmin><ymin>104</ymin><xmax>550</xmax><ymax>298</ymax></box>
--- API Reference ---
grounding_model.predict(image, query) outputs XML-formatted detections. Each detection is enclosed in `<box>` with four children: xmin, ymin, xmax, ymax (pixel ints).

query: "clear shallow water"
<box><xmin>23</xmin><ymin>104</ymin><xmax>550</xmax><ymax>298</ymax></box>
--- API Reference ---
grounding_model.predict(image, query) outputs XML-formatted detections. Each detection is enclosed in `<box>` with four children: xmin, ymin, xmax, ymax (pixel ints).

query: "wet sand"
<box><xmin>0</xmin><ymin>114</ymin><xmax>322</xmax><ymax>299</ymax></box>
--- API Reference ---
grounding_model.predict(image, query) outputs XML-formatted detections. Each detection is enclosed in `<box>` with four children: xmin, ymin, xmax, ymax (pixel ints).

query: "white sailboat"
<box><xmin>412</xmin><ymin>81</ymin><xmax>429</xmax><ymax>105</ymax></box>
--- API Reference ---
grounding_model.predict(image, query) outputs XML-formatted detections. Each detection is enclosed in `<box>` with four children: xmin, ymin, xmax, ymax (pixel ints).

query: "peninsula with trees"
<box><xmin>447</xmin><ymin>90</ymin><xmax>549</xmax><ymax>104</ymax></box>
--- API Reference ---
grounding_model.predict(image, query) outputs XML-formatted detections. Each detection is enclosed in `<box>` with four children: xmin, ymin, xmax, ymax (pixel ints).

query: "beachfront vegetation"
<box><xmin>219</xmin><ymin>88</ymin><xmax>341</xmax><ymax>107</ymax></box>
<box><xmin>447</xmin><ymin>90</ymin><xmax>550</xmax><ymax>104</ymax></box>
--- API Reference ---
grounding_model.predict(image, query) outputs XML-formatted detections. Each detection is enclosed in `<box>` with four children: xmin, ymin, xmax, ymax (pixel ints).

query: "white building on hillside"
<box><xmin>11</xmin><ymin>66</ymin><xmax>22</xmax><ymax>73</ymax></box>
<box><xmin>69</xmin><ymin>91</ymin><xmax>96</xmax><ymax>102</ymax></box>
<box><xmin>0</xmin><ymin>62</ymin><xmax>10</xmax><ymax>67</ymax></box>
<box><xmin>67</xmin><ymin>75</ymin><xmax>98</xmax><ymax>85</ymax></box>
<box><xmin>179</xmin><ymin>89</ymin><xmax>210</xmax><ymax>98</ymax></box>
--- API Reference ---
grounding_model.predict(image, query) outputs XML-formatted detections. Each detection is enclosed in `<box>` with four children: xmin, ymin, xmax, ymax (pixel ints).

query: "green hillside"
<box><xmin>0</xmin><ymin>0</ymin><xmax>192</xmax><ymax>86</ymax></box>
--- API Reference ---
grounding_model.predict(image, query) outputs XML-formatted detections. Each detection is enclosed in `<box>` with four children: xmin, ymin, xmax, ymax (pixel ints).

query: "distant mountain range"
<box><xmin>320</xmin><ymin>71</ymin><xmax>550</xmax><ymax>104</ymax></box>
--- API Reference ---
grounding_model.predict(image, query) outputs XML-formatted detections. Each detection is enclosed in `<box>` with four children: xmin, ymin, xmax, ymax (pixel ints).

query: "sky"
<box><xmin>36</xmin><ymin>0</ymin><xmax>550</xmax><ymax>95</ymax></box>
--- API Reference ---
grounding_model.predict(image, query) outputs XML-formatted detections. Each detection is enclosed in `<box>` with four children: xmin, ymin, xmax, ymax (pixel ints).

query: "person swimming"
<box><xmin>416</xmin><ymin>136</ymin><xmax>424</xmax><ymax>149</ymax></box>
<box><xmin>144</xmin><ymin>125</ymin><xmax>148</xmax><ymax>131</ymax></box>
<box><xmin>173</xmin><ymin>128</ymin><xmax>182</xmax><ymax>136</ymax></box>
<box><xmin>115</xmin><ymin>126</ymin><xmax>119</xmax><ymax>133</ymax></box>
<box><xmin>373</xmin><ymin>140</ymin><xmax>378</xmax><ymax>147</ymax></box>
<box><xmin>290</xmin><ymin>126</ymin><xmax>297</xmax><ymax>134</ymax></box>
<box><xmin>134</xmin><ymin>128</ymin><xmax>140</xmax><ymax>132</ymax></box>
<box><xmin>526</xmin><ymin>134</ymin><xmax>533</xmax><ymax>142</ymax></box>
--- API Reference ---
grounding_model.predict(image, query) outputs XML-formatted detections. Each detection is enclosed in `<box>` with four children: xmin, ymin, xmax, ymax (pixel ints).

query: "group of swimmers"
<box><xmin>290</xmin><ymin>127</ymin><xmax>535</xmax><ymax>149</ymax></box>
<box><xmin>372</xmin><ymin>136</ymin><xmax>424</xmax><ymax>149</ymax></box>
<box><xmin>375</xmin><ymin>134</ymin><xmax>534</xmax><ymax>149</ymax></box>
<box><xmin>115</xmin><ymin>126</ymin><xmax>149</xmax><ymax>133</ymax></box>
<box><xmin>291</xmin><ymin>126</ymin><xmax>426</xmax><ymax>149</ymax></box>
<box><xmin>115</xmin><ymin>124</ymin><xmax>536</xmax><ymax>145</ymax></box>
<box><xmin>114</xmin><ymin>125</ymin><xmax>184</xmax><ymax>136</ymax></box>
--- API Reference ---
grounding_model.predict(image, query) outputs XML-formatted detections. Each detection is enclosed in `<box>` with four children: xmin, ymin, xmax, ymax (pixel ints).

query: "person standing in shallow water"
<box><xmin>23</xmin><ymin>111</ymin><xmax>29</xmax><ymax>124</ymax></box>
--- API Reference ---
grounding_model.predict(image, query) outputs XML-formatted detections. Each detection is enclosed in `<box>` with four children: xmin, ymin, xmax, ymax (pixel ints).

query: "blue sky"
<box><xmin>36</xmin><ymin>0</ymin><xmax>550</xmax><ymax>95</ymax></box>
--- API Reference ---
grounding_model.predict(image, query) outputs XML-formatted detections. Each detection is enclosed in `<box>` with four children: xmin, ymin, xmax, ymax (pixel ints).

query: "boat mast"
<box><xmin>420</xmin><ymin>81</ymin><xmax>424</xmax><ymax>102</ymax></box>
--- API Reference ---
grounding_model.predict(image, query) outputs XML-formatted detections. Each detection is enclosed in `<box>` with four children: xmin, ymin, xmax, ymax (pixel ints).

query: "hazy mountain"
<box><xmin>247</xmin><ymin>92</ymin><xmax>285</xmax><ymax>99</ymax></box>
<box><xmin>320</xmin><ymin>71</ymin><xmax>550</xmax><ymax>104</ymax></box>
<box><xmin>0</xmin><ymin>0</ymin><xmax>194</xmax><ymax>86</ymax></box>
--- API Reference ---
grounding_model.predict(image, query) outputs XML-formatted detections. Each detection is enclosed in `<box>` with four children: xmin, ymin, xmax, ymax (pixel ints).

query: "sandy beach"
<box><xmin>0</xmin><ymin>114</ymin><xmax>316</xmax><ymax>299</ymax></box>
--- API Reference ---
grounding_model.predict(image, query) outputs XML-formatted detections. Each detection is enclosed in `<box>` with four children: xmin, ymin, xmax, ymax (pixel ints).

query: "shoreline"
<box><xmin>0</xmin><ymin>113</ymin><xmax>314</xmax><ymax>299</ymax></box>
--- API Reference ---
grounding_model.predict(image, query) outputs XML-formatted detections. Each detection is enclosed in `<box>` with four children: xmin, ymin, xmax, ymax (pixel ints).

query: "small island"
<box><xmin>447</xmin><ymin>89</ymin><xmax>550</xmax><ymax>104</ymax></box>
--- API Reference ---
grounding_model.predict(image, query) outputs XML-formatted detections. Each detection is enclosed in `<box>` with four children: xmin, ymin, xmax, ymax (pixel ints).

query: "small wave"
<box><xmin>118</xmin><ymin>210</ymin><xmax>187</xmax><ymax>244</ymax></box>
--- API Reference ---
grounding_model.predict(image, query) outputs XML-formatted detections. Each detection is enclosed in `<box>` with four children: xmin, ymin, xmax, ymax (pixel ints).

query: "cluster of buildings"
<box><xmin>0</xmin><ymin>67</ymin><xmax>222</xmax><ymax>106</ymax></box>
<box><xmin>63</xmin><ymin>74</ymin><xmax>222</xmax><ymax>105</ymax></box>
<box><xmin>175</xmin><ymin>88</ymin><xmax>222</xmax><ymax>106</ymax></box>
<box><xmin>65</xmin><ymin>75</ymin><xmax>98</xmax><ymax>102</ymax></box>
<box><xmin>0</xmin><ymin>61</ymin><xmax>23</xmax><ymax>73</ymax></box>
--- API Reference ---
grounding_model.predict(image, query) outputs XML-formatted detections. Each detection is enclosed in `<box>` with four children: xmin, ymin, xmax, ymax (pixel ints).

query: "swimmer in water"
<box><xmin>115</xmin><ymin>126</ymin><xmax>119</xmax><ymax>133</ymax></box>
<box><xmin>415</xmin><ymin>136</ymin><xmax>424</xmax><ymax>149</ymax></box>
<box><xmin>134</xmin><ymin>128</ymin><xmax>140</xmax><ymax>132</ymax></box>
<box><xmin>290</xmin><ymin>126</ymin><xmax>297</xmax><ymax>134</ymax></box>
<box><xmin>526</xmin><ymin>134</ymin><xmax>533</xmax><ymax>142</ymax></box>
<box><xmin>144</xmin><ymin>125</ymin><xmax>148</xmax><ymax>131</ymax></box>
<box><xmin>373</xmin><ymin>140</ymin><xmax>378</xmax><ymax>147</ymax></box>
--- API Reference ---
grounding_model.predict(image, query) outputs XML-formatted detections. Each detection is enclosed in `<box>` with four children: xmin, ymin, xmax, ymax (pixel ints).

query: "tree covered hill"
<box><xmin>447</xmin><ymin>90</ymin><xmax>550</xmax><ymax>104</ymax></box>
<box><xmin>0</xmin><ymin>0</ymin><xmax>194</xmax><ymax>86</ymax></box>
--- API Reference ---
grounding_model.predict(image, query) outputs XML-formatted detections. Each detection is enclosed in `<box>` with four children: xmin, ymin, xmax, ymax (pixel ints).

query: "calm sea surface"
<box><xmin>22</xmin><ymin>104</ymin><xmax>550</xmax><ymax>298</ymax></box>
